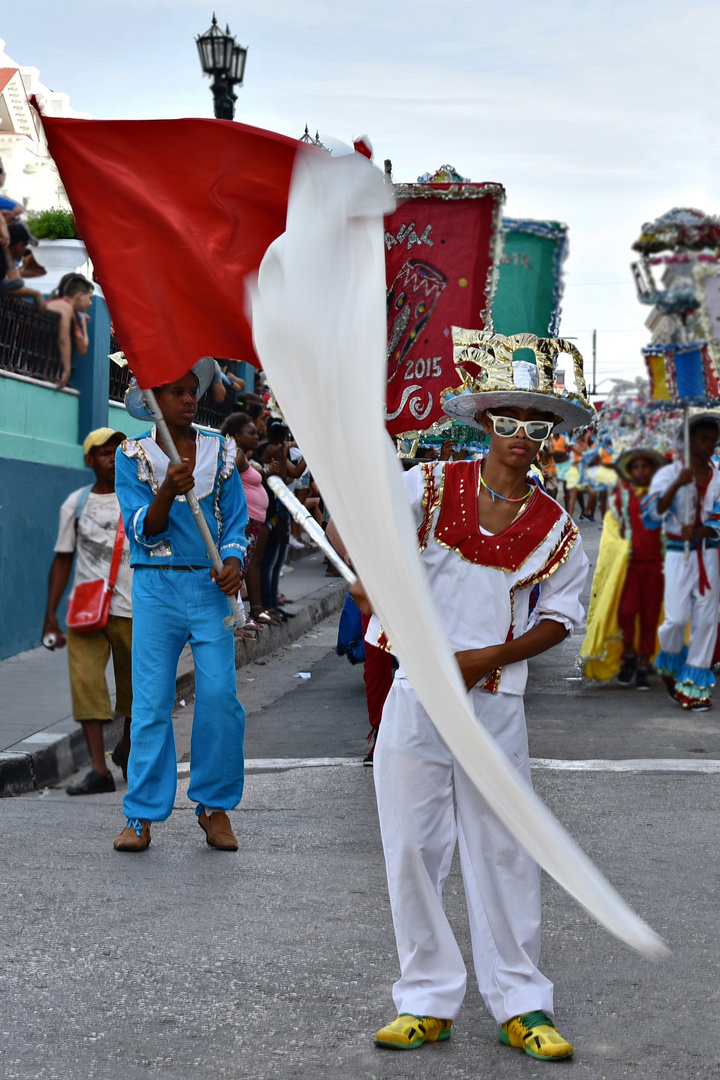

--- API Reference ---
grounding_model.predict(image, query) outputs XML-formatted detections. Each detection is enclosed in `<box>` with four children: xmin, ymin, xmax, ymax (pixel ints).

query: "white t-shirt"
<box><xmin>55</xmin><ymin>489</ymin><xmax>133</xmax><ymax>618</ymax></box>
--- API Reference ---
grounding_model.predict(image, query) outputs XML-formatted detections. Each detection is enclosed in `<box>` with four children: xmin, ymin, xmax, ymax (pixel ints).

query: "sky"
<box><xmin>3</xmin><ymin>1</ymin><xmax>720</xmax><ymax>391</ymax></box>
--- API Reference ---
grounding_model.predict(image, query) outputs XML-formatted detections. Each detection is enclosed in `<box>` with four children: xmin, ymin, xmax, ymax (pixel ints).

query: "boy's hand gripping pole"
<box><xmin>142</xmin><ymin>389</ymin><xmax>245</xmax><ymax>629</ymax></box>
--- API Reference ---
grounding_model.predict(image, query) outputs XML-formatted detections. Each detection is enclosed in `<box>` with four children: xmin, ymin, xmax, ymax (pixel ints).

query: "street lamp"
<box><xmin>196</xmin><ymin>14</ymin><xmax>248</xmax><ymax>121</ymax></box>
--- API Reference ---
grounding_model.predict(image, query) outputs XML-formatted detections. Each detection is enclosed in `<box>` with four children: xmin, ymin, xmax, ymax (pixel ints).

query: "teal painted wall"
<box><xmin>108</xmin><ymin>402</ymin><xmax>152</xmax><ymax>439</ymax></box>
<box><xmin>0</xmin><ymin>374</ymin><xmax>83</xmax><ymax>467</ymax></box>
<box><xmin>0</xmin><ymin>456</ymin><xmax>92</xmax><ymax>660</ymax></box>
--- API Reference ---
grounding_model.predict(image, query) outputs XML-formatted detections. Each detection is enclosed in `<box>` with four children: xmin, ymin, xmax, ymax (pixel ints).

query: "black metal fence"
<box><xmin>108</xmin><ymin>333</ymin><xmax>237</xmax><ymax>431</ymax></box>
<box><xmin>0</xmin><ymin>304</ymin><xmax>239</xmax><ymax>433</ymax></box>
<box><xmin>108</xmin><ymin>331</ymin><xmax>132</xmax><ymax>403</ymax></box>
<box><xmin>0</xmin><ymin>292</ymin><xmax>63</xmax><ymax>383</ymax></box>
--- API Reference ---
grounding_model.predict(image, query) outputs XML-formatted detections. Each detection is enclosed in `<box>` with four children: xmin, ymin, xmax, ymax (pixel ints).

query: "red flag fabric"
<box><xmin>384</xmin><ymin>183</ymin><xmax>504</xmax><ymax>435</ymax></box>
<box><xmin>38</xmin><ymin>113</ymin><xmax>300</xmax><ymax>388</ymax></box>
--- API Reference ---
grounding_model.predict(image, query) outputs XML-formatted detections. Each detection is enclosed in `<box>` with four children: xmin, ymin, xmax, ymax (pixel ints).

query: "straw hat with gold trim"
<box><xmin>441</xmin><ymin>328</ymin><xmax>593</xmax><ymax>434</ymax></box>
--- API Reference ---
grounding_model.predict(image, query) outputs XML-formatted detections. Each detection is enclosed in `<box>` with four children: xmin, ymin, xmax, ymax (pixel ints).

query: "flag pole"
<box><xmin>267</xmin><ymin>476</ymin><xmax>357</xmax><ymax>585</ymax></box>
<box><xmin>142</xmin><ymin>389</ymin><xmax>245</xmax><ymax>628</ymax></box>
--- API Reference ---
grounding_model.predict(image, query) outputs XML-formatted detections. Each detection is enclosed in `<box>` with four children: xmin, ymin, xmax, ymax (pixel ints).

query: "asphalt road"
<box><xmin>3</xmin><ymin>519</ymin><xmax>720</xmax><ymax>1079</ymax></box>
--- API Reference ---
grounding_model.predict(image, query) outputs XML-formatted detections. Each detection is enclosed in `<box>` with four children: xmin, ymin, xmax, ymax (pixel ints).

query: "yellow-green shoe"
<box><xmin>375</xmin><ymin>1014</ymin><xmax>452</xmax><ymax>1050</ymax></box>
<box><xmin>499</xmin><ymin>1011</ymin><xmax>573</xmax><ymax>1061</ymax></box>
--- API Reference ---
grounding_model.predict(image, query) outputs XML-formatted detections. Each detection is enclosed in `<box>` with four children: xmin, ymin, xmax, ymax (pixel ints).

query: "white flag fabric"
<box><xmin>249</xmin><ymin>149</ymin><xmax>666</xmax><ymax>959</ymax></box>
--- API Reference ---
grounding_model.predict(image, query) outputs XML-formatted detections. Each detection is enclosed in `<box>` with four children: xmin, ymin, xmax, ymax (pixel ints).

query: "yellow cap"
<box><xmin>82</xmin><ymin>427</ymin><xmax>126</xmax><ymax>455</ymax></box>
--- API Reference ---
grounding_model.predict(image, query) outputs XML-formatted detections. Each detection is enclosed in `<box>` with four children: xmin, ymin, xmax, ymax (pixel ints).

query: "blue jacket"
<box><xmin>115</xmin><ymin>427</ymin><xmax>247</xmax><ymax>567</ymax></box>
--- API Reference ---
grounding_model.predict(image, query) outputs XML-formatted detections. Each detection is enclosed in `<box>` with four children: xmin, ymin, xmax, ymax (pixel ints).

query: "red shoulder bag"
<box><xmin>66</xmin><ymin>516</ymin><xmax>126</xmax><ymax>633</ymax></box>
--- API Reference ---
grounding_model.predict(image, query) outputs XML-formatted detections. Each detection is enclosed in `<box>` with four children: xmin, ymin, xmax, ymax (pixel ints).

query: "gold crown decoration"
<box><xmin>441</xmin><ymin>328</ymin><xmax>593</xmax><ymax>434</ymax></box>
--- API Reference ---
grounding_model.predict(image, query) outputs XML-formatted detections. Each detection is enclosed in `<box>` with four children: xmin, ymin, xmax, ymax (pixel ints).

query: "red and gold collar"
<box><xmin>431</xmin><ymin>459</ymin><xmax>566</xmax><ymax>571</ymax></box>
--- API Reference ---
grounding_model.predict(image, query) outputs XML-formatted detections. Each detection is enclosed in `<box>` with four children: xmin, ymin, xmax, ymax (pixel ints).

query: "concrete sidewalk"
<box><xmin>0</xmin><ymin>551</ymin><xmax>347</xmax><ymax>797</ymax></box>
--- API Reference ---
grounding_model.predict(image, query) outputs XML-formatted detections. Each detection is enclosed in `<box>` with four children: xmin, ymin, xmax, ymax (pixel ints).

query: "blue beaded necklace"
<box><xmin>479</xmin><ymin>472</ymin><xmax>533</xmax><ymax>504</ymax></box>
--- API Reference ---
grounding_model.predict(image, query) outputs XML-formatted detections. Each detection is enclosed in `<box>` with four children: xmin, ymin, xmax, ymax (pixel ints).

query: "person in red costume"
<box><xmin>613</xmin><ymin>449</ymin><xmax>666</xmax><ymax>690</ymax></box>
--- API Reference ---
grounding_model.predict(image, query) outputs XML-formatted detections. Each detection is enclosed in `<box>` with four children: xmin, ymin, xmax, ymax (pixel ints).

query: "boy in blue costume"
<box><xmin>113</xmin><ymin>361</ymin><xmax>248</xmax><ymax>851</ymax></box>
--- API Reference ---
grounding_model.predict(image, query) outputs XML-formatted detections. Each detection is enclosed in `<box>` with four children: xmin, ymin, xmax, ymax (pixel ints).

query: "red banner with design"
<box><xmin>384</xmin><ymin>182</ymin><xmax>504</xmax><ymax>435</ymax></box>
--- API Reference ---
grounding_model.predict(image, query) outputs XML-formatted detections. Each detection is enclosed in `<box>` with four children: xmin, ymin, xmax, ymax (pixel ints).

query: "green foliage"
<box><xmin>26</xmin><ymin>207</ymin><xmax>80</xmax><ymax>241</ymax></box>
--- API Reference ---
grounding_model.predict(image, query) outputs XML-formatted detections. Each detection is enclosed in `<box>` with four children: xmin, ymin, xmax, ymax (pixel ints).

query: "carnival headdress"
<box><xmin>441</xmin><ymin>328</ymin><xmax>593</xmax><ymax>434</ymax></box>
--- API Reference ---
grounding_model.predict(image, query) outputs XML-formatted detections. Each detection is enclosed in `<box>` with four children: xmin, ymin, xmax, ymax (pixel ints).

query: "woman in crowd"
<box><xmin>220</xmin><ymin>412</ymin><xmax>279</xmax><ymax>634</ymax></box>
<box><xmin>257</xmin><ymin>420</ymin><xmax>308</xmax><ymax>620</ymax></box>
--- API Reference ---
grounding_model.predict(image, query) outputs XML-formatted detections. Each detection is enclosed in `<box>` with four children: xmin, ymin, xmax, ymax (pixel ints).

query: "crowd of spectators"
<box><xmin>220</xmin><ymin>379</ymin><xmax>326</xmax><ymax>638</ymax></box>
<box><xmin>0</xmin><ymin>156</ymin><xmax>96</xmax><ymax>388</ymax></box>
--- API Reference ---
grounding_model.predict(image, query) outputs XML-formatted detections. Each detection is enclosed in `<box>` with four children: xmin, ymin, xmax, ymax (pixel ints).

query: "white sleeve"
<box><xmin>53</xmin><ymin>489</ymin><xmax>81</xmax><ymax>553</ymax></box>
<box><xmin>530</xmin><ymin>534</ymin><xmax>589</xmax><ymax>635</ymax></box>
<box><xmin>642</xmin><ymin>462</ymin><xmax>676</xmax><ymax>526</ymax></box>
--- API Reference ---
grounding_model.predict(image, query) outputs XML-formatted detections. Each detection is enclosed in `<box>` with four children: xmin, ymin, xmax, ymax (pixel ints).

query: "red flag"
<box><xmin>38</xmin><ymin>112</ymin><xmax>300</xmax><ymax>388</ymax></box>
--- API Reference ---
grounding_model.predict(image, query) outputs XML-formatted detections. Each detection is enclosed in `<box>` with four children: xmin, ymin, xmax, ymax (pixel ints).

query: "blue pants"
<box><xmin>124</xmin><ymin>568</ymin><xmax>245</xmax><ymax>821</ymax></box>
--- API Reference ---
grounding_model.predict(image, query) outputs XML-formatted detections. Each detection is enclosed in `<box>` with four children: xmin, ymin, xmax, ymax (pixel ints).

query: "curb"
<box><xmin>0</xmin><ymin>577</ymin><xmax>347</xmax><ymax>799</ymax></box>
<box><xmin>174</xmin><ymin>578</ymin><xmax>347</xmax><ymax>705</ymax></box>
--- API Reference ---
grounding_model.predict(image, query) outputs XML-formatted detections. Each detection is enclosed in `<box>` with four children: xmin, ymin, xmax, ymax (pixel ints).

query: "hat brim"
<box><xmin>614</xmin><ymin>448</ymin><xmax>666</xmax><ymax>480</ymax></box>
<box><xmin>124</xmin><ymin>357</ymin><xmax>216</xmax><ymax>421</ymax></box>
<box><xmin>442</xmin><ymin>389</ymin><xmax>593</xmax><ymax>434</ymax></box>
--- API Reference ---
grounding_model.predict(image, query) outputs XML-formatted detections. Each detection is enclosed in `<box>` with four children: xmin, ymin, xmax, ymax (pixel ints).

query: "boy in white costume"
<box><xmin>642</xmin><ymin>413</ymin><xmax>720</xmax><ymax>710</ymax></box>
<box><xmin>351</xmin><ymin>332</ymin><xmax>591</xmax><ymax>1061</ymax></box>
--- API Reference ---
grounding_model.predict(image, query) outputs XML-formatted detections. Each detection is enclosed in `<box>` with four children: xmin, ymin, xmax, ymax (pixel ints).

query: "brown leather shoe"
<box><xmin>198</xmin><ymin>809</ymin><xmax>238</xmax><ymax>851</ymax></box>
<box><xmin>113</xmin><ymin>818</ymin><xmax>151</xmax><ymax>852</ymax></box>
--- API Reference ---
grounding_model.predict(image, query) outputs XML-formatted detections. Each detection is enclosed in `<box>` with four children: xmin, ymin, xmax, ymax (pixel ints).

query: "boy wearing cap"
<box><xmin>643</xmin><ymin>414</ymin><xmax>720</xmax><ymax>710</ymax></box>
<box><xmin>112</xmin><ymin>364</ymin><xmax>247</xmax><ymax>853</ymax></box>
<box><xmin>43</xmin><ymin>428</ymin><xmax>133</xmax><ymax>795</ymax></box>
<box><xmin>350</xmin><ymin>332</ymin><xmax>591</xmax><ymax>1061</ymax></box>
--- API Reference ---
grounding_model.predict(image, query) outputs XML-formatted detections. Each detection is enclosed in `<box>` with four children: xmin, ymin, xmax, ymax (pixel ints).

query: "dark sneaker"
<box><xmin>689</xmin><ymin>700</ymin><xmax>712</xmax><ymax>712</ymax></box>
<box><xmin>111</xmin><ymin>744</ymin><xmax>129</xmax><ymax>780</ymax></box>
<box><xmin>617</xmin><ymin>655</ymin><xmax>637</xmax><ymax>686</ymax></box>
<box><xmin>635</xmin><ymin>667</ymin><xmax>650</xmax><ymax>691</ymax></box>
<box><xmin>67</xmin><ymin>769</ymin><xmax>116</xmax><ymax>796</ymax></box>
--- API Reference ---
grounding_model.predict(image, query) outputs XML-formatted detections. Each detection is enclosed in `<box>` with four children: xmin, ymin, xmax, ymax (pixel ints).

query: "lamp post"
<box><xmin>196</xmin><ymin>14</ymin><xmax>248</xmax><ymax>120</ymax></box>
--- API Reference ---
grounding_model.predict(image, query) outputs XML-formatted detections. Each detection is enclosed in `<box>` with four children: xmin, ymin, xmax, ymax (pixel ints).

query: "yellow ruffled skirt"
<box><xmin>579</xmin><ymin>512</ymin><xmax>630</xmax><ymax>681</ymax></box>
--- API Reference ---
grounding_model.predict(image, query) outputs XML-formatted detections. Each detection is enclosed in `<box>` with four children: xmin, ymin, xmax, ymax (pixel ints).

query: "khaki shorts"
<box><xmin>66</xmin><ymin>615</ymin><xmax>132</xmax><ymax>722</ymax></box>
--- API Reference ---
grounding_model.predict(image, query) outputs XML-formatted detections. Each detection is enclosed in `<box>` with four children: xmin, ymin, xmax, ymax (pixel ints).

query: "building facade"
<box><xmin>0</xmin><ymin>37</ymin><xmax>89</xmax><ymax>213</ymax></box>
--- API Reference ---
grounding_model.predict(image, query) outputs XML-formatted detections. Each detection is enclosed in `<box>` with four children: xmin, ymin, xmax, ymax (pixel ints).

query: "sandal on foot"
<box><xmin>250</xmin><ymin>608</ymin><xmax>279</xmax><ymax>626</ymax></box>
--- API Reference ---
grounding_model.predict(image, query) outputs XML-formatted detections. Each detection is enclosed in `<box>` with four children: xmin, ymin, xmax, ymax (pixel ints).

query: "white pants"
<box><xmin>659</xmin><ymin>548</ymin><xmax>720</xmax><ymax>669</ymax></box>
<box><xmin>373</xmin><ymin>677</ymin><xmax>553</xmax><ymax>1024</ymax></box>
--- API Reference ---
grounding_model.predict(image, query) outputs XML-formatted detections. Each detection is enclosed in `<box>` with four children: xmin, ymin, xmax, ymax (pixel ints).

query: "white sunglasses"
<box><xmin>489</xmin><ymin>414</ymin><xmax>554</xmax><ymax>441</ymax></box>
